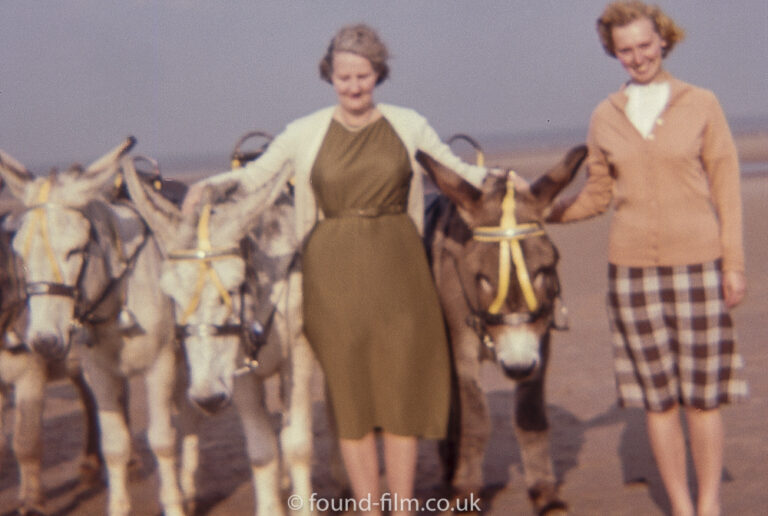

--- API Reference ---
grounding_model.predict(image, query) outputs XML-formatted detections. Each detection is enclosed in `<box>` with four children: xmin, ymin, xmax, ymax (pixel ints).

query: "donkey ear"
<box><xmin>0</xmin><ymin>149</ymin><xmax>34</xmax><ymax>199</ymax></box>
<box><xmin>121</xmin><ymin>155</ymin><xmax>182</xmax><ymax>248</ymax></box>
<box><xmin>211</xmin><ymin>177</ymin><xmax>286</xmax><ymax>246</ymax></box>
<box><xmin>85</xmin><ymin>137</ymin><xmax>137</xmax><ymax>175</ymax></box>
<box><xmin>529</xmin><ymin>145</ymin><xmax>587</xmax><ymax>207</ymax></box>
<box><xmin>68</xmin><ymin>137</ymin><xmax>139</xmax><ymax>202</ymax></box>
<box><xmin>416</xmin><ymin>150</ymin><xmax>482</xmax><ymax>213</ymax></box>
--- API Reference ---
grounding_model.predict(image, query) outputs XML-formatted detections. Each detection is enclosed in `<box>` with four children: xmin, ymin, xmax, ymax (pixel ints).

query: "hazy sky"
<box><xmin>2</xmin><ymin>1</ymin><xmax>767</xmax><ymax>172</ymax></box>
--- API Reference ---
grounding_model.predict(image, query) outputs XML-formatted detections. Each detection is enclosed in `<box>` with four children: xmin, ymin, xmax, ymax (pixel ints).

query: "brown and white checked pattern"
<box><xmin>607</xmin><ymin>260</ymin><xmax>748</xmax><ymax>411</ymax></box>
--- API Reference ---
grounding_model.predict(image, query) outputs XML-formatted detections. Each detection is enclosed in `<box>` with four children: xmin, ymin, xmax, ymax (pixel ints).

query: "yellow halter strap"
<box><xmin>473</xmin><ymin>172</ymin><xmax>544</xmax><ymax>315</ymax></box>
<box><xmin>169</xmin><ymin>203</ymin><xmax>240</xmax><ymax>325</ymax></box>
<box><xmin>21</xmin><ymin>179</ymin><xmax>64</xmax><ymax>283</ymax></box>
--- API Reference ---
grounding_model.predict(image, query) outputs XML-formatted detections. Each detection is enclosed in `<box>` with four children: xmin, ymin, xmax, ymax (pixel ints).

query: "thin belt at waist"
<box><xmin>324</xmin><ymin>204</ymin><xmax>406</xmax><ymax>219</ymax></box>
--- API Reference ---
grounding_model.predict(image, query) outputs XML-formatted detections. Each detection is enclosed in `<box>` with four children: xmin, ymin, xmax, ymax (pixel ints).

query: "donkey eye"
<box><xmin>532</xmin><ymin>265</ymin><xmax>552</xmax><ymax>280</ymax></box>
<box><xmin>66</xmin><ymin>247</ymin><xmax>86</xmax><ymax>260</ymax></box>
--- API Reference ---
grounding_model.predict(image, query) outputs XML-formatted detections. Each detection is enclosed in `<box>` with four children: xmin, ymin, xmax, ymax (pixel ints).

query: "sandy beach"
<box><xmin>1</xmin><ymin>131</ymin><xmax>766</xmax><ymax>515</ymax></box>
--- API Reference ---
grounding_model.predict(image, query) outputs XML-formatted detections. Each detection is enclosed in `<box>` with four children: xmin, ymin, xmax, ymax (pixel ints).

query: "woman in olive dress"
<box><xmin>184</xmin><ymin>24</ymin><xmax>493</xmax><ymax>515</ymax></box>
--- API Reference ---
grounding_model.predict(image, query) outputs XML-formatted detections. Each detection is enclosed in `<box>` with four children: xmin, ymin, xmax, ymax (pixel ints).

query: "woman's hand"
<box><xmin>723</xmin><ymin>270</ymin><xmax>746</xmax><ymax>308</ymax></box>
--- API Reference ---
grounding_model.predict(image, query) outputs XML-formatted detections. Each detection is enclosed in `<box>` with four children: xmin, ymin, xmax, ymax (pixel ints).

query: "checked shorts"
<box><xmin>607</xmin><ymin>260</ymin><xmax>748</xmax><ymax>411</ymax></box>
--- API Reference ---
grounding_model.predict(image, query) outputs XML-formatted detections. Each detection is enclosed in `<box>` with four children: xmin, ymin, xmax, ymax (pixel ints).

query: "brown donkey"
<box><xmin>418</xmin><ymin>145</ymin><xmax>586</xmax><ymax>515</ymax></box>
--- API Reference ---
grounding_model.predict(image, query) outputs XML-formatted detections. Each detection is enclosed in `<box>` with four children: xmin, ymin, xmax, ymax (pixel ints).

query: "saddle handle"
<box><xmin>231</xmin><ymin>130</ymin><xmax>274</xmax><ymax>169</ymax></box>
<box><xmin>448</xmin><ymin>133</ymin><xmax>485</xmax><ymax>167</ymax></box>
<box><xmin>131</xmin><ymin>155</ymin><xmax>162</xmax><ymax>192</ymax></box>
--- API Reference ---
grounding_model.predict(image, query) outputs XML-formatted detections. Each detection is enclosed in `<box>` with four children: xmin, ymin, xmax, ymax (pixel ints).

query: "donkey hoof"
<box><xmin>538</xmin><ymin>500</ymin><xmax>568</xmax><ymax>516</ymax></box>
<box><xmin>78</xmin><ymin>454</ymin><xmax>104</xmax><ymax>487</ymax></box>
<box><xmin>125</xmin><ymin>451</ymin><xmax>146</xmax><ymax>481</ymax></box>
<box><xmin>528</xmin><ymin>482</ymin><xmax>567</xmax><ymax>515</ymax></box>
<box><xmin>17</xmin><ymin>503</ymin><xmax>46</xmax><ymax>516</ymax></box>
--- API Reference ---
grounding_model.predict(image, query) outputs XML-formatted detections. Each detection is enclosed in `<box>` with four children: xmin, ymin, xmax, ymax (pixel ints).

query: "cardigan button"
<box><xmin>656</xmin><ymin>118</ymin><xmax>664</xmax><ymax>125</ymax></box>
<box><xmin>647</xmin><ymin>134</ymin><xmax>656</xmax><ymax>141</ymax></box>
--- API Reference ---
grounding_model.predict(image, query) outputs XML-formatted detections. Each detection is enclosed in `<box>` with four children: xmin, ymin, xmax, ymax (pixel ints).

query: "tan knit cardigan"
<box><xmin>550</xmin><ymin>71</ymin><xmax>744</xmax><ymax>273</ymax></box>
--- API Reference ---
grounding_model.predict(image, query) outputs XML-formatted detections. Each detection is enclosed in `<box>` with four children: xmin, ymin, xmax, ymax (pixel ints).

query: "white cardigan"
<box><xmin>206</xmin><ymin>103</ymin><xmax>488</xmax><ymax>243</ymax></box>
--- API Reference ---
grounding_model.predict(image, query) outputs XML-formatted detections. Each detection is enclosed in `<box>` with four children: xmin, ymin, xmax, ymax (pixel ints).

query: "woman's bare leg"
<box><xmin>340</xmin><ymin>432</ymin><xmax>382</xmax><ymax>515</ymax></box>
<box><xmin>383</xmin><ymin>432</ymin><xmax>418</xmax><ymax>516</ymax></box>
<box><xmin>647</xmin><ymin>406</ymin><xmax>694</xmax><ymax>516</ymax></box>
<box><xmin>685</xmin><ymin>407</ymin><xmax>723</xmax><ymax>516</ymax></box>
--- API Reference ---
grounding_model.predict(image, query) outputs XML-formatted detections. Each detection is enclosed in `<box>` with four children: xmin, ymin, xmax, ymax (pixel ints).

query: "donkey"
<box><xmin>418</xmin><ymin>145</ymin><xmax>587</xmax><ymax>515</ymax></box>
<box><xmin>0</xmin><ymin>200</ymin><xmax>102</xmax><ymax>515</ymax></box>
<box><xmin>0</xmin><ymin>140</ymin><xmax>194</xmax><ymax>516</ymax></box>
<box><xmin>121</xmin><ymin>156</ymin><xmax>315</xmax><ymax>516</ymax></box>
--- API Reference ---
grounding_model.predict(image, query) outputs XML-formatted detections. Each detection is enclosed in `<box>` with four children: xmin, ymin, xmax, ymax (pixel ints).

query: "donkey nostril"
<box><xmin>32</xmin><ymin>334</ymin><xmax>66</xmax><ymax>360</ymax></box>
<box><xmin>502</xmin><ymin>361</ymin><xmax>537</xmax><ymax>380</ymax></box>
<box><xmin>192</xmin><ymin>393</ymin><xmax>230</xmax><ymax>414</ymax></box>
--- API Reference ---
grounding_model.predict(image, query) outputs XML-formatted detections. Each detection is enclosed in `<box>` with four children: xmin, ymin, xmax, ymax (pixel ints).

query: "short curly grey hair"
<box><xmin>319</xmin><ymin>24</ymin><xmax>390</xmax><ymax>85</ymax></box>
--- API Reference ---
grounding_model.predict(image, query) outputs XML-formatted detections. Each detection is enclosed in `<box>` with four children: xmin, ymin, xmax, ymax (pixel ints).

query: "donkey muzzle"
<box><xmin>31</xmin><ymin>332</ymin><xmax>69</xmax><ymax>360</ymax></box>
<box><xmin>191</xmin><ymin>392</ymin><xmax>230</xmax><ymax>415</ymax></box>
<box><xmin>500</xmin><ymin>360</ymin><xmax>538</xmax><ymax>380</ymax></box>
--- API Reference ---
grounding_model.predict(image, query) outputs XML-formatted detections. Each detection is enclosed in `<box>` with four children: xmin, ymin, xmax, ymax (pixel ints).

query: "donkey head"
<box><xmin>418</xmin><ymin>145</ymin><xmax>586</xmax><ymax>379</ymax></box>
<box><xmin>0</xmin><ymin>138</ymin><xmax>136</xmax><ymax>360</ymax></box>
<box><xmin>122</xmin><ymin>158</ymin><xmax>278</xmax><ymax>413</ymax></box>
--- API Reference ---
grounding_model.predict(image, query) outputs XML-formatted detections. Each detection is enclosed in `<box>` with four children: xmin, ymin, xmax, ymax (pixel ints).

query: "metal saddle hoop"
<box><xmin>448</xmin><ymin>133</ymin><xmax>485</xmax><ymax>167</ymax></box>
<box><xmin>230</xmin><ymin>130</ymin><xmax>296</xmax><ymax>197</ymax></box>
<box><xmin>113</xmin><ymin>155</ymin><xmax>188</xmax><ymax>208</ymax></box>
<box><xmin>230</xmin><ymin>130</ymin><xmax>274</xmax><ymax>168</ymax></box>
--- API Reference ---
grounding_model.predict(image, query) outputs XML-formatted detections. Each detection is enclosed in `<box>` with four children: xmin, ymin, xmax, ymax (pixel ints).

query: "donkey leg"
<box><xmin>12</xmin><ymin>356</ymin><xmax>46</xmax><ymax>515</ymax></box>
<box><xmin>0</xmin><ymin>381</ymin><xmax>5</xmax><ymax>462</ymax></box>
<box><xmin>449</xmin><ymin>332</ymin><xmax>491</xmax><ymax>497</ymax></box>
<box><xmin>514</xmin><ymin>362</ymin><xmax>566</xmax><ymax>515</ymax></box>
<box><xmin>66</xmin><ymin>364</ymin><xmax>104</xmax><ymax>486</ymax></box>
<box><xmin>278</xmin><ymin>334</ymin><xmax>315</xmax><ymax>516</ymax></box>
<box><xmin>84</xmin><ymin>363</ymin><xmax>133</xmax><ymax>516</ymax></box>
<box><xmin>143</xmin><ymin>345</ymin><xmax>186</xmax><ymax>516</ymax></box>
<box><xmin>176</xmin><ymin>373</ymin><xmax>202</xmax><ymax>515</ymax></box>
<box><xmin>178</xmin><ymin>420</ymin><xmax>199</xmax><ymax>516</ymax></box>
<box><xmin>233</xmin><ymin>373</ymin><xmax>284</xmax><ymax>516</ymax></box>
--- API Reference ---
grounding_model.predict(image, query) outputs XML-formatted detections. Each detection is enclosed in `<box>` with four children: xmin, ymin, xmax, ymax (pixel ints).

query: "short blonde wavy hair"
<box><xmin>319</xmin><ymin>24</ymin><xmax>390</xmax><ymax>85</ymax></box>
<box><xmin>597</xmin><ymin>1</ymin><xmax>685</xmax><ymax>58</ymax></box>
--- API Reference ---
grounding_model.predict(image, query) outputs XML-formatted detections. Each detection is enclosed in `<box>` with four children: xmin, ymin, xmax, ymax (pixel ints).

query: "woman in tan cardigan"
<box><xmin>549</xmin><ymin>3</ymin><xmax>748</xmax><ymax>515</ymax></box>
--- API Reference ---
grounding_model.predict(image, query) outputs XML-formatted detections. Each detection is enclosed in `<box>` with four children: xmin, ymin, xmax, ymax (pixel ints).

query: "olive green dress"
<box><xmin>302</xmin><ymin>117</ymin><xmax>450</xmax><ymax>440</ymax></box>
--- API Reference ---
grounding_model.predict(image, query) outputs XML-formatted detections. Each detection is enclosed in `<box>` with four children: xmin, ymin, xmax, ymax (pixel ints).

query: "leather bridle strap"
<box><xmin>75</xmin><ymin>217</ymin><xmax>150</xmax><ymax>325</ymax></box>
<box><xmin>175</xmin><ymin>322</ymin><xmax>242</xmax><ymax>340</ymax></box>
<box><xmin>168</xmin><ymin>203</ymin><xmax>240</xmax><ymax>325</ymax></box>
<box><xmin>26</xmin><ymin>281</ymin><xmax>76</xmax><ymax>298</ymax></box>
<box><xmin>472</xmin><ymin>172</ymin><xmax>544</xmax><ymax>314</ymax></box>
<box><xmin>21</xmin><ymin>179</ymin><xmax>64</xmax><ymax>284</ymax></box>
